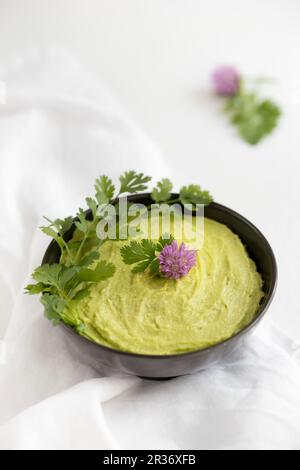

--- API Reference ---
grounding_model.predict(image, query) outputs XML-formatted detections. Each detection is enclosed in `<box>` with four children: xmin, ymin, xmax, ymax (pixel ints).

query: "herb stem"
<box><xmin>63</xmin><ymin>241</ymin><xmax>76</xmax><ymax>265</ymax></box>
<box><xmin>76</xmin><ymin>234</ymin><xmax>88</xmax><ymax>264</ymax></box>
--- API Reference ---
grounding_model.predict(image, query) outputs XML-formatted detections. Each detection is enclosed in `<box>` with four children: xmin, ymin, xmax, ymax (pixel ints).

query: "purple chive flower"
<box><xmin>158</xmin><ymin>240</ymin><xmax>197</xmax><ymax>280</ymax></box>
<box><xmin>212</xmin><ymin>65</ymin><xmax>240</xmax><ymax>96</ymax></box>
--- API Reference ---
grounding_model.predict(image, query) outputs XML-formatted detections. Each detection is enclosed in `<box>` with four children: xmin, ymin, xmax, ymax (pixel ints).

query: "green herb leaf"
<box><xmin>140</xmin><ymin>239</ymin><xmax>157</xmax><ymax>257</ymax></box>
<box><xmin>226</xmin><ymin>93</ymin><xmax>281</xmax><ymax>145</ymax></box>
<box><xmin>120</xmin><ymin>241</ymin><xmax>145</xmax><ymax>265</ymax></box>
<box><xmin>75</xmin><ymin>208</ymin><xmax>90</xmax><ymax>235</ymax></box>
<box><xmin>120</xmin><ymin>239</ymin><xmax>156</xmax><ymax>266</ymax></box>
<box><xmin>76</xmin><ymin>260</ymin><xmax>115</xmax><ymax>283</ymax></box>
<box><xmin>32</xmin><ymin>264</ymin><xmax>63</xmax><ymax>287</ymax></box>
<box><xmin>40</xmin><ymin>226</ymin><xmax>65</xmax><ymax>251</ymax></box>
<box><xmin>149</xmin><ymin>258</ymin><xmax>160</xmax><ymax>275</ymax></box>
<box><xmin>31</xmin><ymin>264</ymin><xmax>82</xmax><ymax>293</ymax></box>
<box><xmin>131</xmin><ymin>259</ymin><xmax>154</xmax><ymax>273</ymax></box>
<box><xmin>25</xmin><ymin>282</ymin><xmax>48</xmax><ymax>295</ymax></box>
<box><xmin>70</xmin><ymin>287</ymin><xmax>91</xmax><ymax>301</ymax></box>
<box><xmin>179</xmin><ymin>185</ymin><xmax>213</xmax><ymax>205</ymax></box>
<box><xmin>41</xmin><ymin>293</ymin><xmax>67</xmax><ymax>325</ymax></box>
<box><xmin>40</xmin><ymin>226</ymin><xmax>58</xmax><ymax>239</ymax></box>
<box><xmin>54</xmin><ymin>217</ymin><xmax>74</xmax><ymax>235</ymax></box>
<box><xmin>151</xmin><ymin>178</ymin><xmax>173</xmax><ymax>203</ymax></box>
<box><xmin>59</xmin><ymin>266</ymin><xmax>80</xmax><ymax>290</ymax></box>
<box><xmin>238</xmin><ymin>99</ymin><xmax>281</xmax><ymax>145</ymax></box>
<box><xmin>41</xmin><ymin>217</ymin><xmax>74</xmax><ymax>255</ymax></box>
<box><xmin>120</xmin><ymin>237</ymin><xmax>173</xmax><ymax>275</ymax></box>
<box><xmin>119</xmin><ymin>170</ymin><xmax>151</xmax><ymax>194</ymax></box>
<box><xmin>86</xmin><ymin>197</ymin><xmax>98</xmax><ymax>219</ymax></box>
<box><xmin>95</xmin><ymin>175</ymin><xmax>115</xmax><ymax>204</ymax></box>
<box><xmin>78</xmin><ymin>251</ymin><xmax>100</xmax><ymax>267</ymax></box>
<box><xmin>156</xmin><ymin>233</ymin><xmax>175</xmax><ymax>251</ymax></box>
<box><xmin>43</xmin><ymin>217</ymin><xmax>73</xmax><ymax>236</ymax></box>
<box><xmin>28</xmin><ymin>171</ymin><xmax>214</xmax><ymax>331</ymax></box>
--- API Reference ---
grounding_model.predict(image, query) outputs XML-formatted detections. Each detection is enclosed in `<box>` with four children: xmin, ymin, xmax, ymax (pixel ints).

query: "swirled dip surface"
<box><xmin>76</xmin><ymin>218</ymin><xmax>264</xmax><ymax>355</ymax></box>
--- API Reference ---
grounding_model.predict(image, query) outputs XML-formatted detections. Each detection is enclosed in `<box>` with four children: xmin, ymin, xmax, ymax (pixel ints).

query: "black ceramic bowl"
<box><xmin>42</xmin><ymin>194</ymin><xmax>277</xmax><ymax>379</ymax></box>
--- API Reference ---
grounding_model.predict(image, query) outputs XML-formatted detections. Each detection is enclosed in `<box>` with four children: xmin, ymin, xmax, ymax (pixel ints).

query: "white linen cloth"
<box><xmin>0</xmin><ymin>49</ymin><xmax>299</xmax><ymax>450</ymax></box>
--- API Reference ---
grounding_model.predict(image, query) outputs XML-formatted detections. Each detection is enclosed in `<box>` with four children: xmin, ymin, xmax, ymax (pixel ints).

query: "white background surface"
<box><xmin>0</xmin><ymin>0</ymin><xmax>299</xmax><ymax>338</ymax></box>
<box><xmin>0</xmin><ymin>2</ymin><xmax>300</xmax><ymax>450</ymax></box>
<box><xmin>0</xmin><ymin>50</ymin><xmax>299</xmax><ymax>451</ymax></box>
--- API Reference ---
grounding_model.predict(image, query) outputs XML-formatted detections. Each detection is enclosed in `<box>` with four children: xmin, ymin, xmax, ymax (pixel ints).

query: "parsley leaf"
<box><xmin>41</xmin><ymin>217</ymin><xmax>75</xmax><ymax>263</ymax></box>
<box><xmin>151</xmin><ymin>178</ymin><xmax>173</xmax><ymax>203</ymax></box>
<box><xmin>76</xmin><ymin>260</ymin><xmax>115</xmax><ymax>282</ymax></box>
<box><xmin>86</xmin><ymin>197</ymin><xmax>98</xmax><ymax>219</ymax></box>
<box><xmin>25</xmin><ymin>282</ymin><xmax>49</xmax><ymax>295</ymax></box>
<box><xmin>27</xmin><ymin>171</ymin><xmax>214</xmax><ymax>334</ymax></box>
<box><xmin>53</xmin><ymin>217</ymin><xmax>74</xmax><ymax>235</ymax></box>
<box><xmin>149</xmin><ymin>258</ymin><xmax>161</xmax><ymax>275</ymax></box>
<box><xmin>40</xmin><ymin>226</ymin><xmax>65</xmax><ymax>251</ymax></box>
<box><xmin>226</xmin><ymin>93</ymin><xmax>281</xmax><ymax>145</ymax></box>
<box><xmin>75</xmin><ymin>208</ymin><xmax>90</xmax><ymax>235</ymax></box>
<box><xmin>26</xmin><ymin>258</ymin><xmax>115</xmax><ymax>326</ymax></box>
<box><xmin>41</xmin><ymin>294</ymin><xmax>67</xmax><ymax>325</ymax></box>
<box><xmin>41</xmin><ymin>224</ymin><xmax>61</xmax><ymax>249</ymax></box>
<box><xmin>70</xmin><ymin>288</ymin><xmax>92</xmax><ymax>302</ymax></box>
<box><xmin>131</xmin><ymin>259</ymin><xmax>153</xmax><ymax>273</ymax></box>
<box><xmin>78</xmin><ymin>251</ymin><xmax>100</xmax><ymax>267</ymax></box>
<box><xmin>59</xmin><ymin>266</ymin><xmax>80</xmax><ymax>290</ymax></box>
<box><xmin>238</xmin><ymin>99</ymin><xmax>280</xmax><ymax>145</ymax></box>
<box><xmin>120</xmin><ymin>239</ymin><xmax>157</xmax><ymax>273</ymax></box>
<box><xmin>95</xmin><ymin>175</ymin><xmax>115</xmax><ymax>204</ymax></box>
<box><xmin>32</xmin><ymin>264</ymin><xmax>63</xmax><ymax>287</ymax></box>
<box><xmin>120</xmin><ymin>235</ymin><xmax>174</xmax><ymax>275</ymax></box>
<box><xmin>31</xmin><ymin>264</ymin><xmax>80</xmax><ymax>293</ymax></box>
<box><xmin>179</xmin><ymin>185</ymin><xmax>213</xmax><ymax>205</ymax></box>
<box><xmin>157</xmin><ymin>233</ymin><xmax>175</xmax><ymax>250</ymax></box>
<box><xmin>42</xmin><ymin>217</ymin><xmax>74</xmax><ymax>236</ymax></box>
<box><xmin>120</xmin><ymin>239</ymin><xmax>156</xmax><ymax>265</ymax></box>
<box><xmin>119</xmin><ymin>171</ymin><xmax>151</xmax><ymax>194</ymax></box>
<box><xmin>41</xmin><ymin>293</ymin><xmax>68</xmax><ymax>325</ymax></box>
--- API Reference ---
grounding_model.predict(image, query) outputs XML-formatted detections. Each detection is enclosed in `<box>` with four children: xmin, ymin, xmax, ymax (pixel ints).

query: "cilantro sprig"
<box><xmin>151</xmin><ymin>178</ymin><xmax>173</xmax><ymax>203</ymax></box>
<box><xmin>119</xmin><ymin>171</ymin><xmax>151</xmax><ymax>194</ymax></box>
<box><xmin>120</xmin><ymin>234</ymin><xmax>175</xmax><ymax>275</ymax></box>
<box><xmin>26</xmin><ymin>259</ymin><xmax>115</xmax><ymax>327</ymax></box>
<box><xmin>26</xmin><ymin>170</ymin><xmax>213</xmax><ymax>330</ymax></box>
<box><xmin>212</xmin><ymin>66</ymin><xmax>281</xmax><ymax>145</ymax></box>
<box><xmin>151</xmin><ymin>179</ymin><xmax>213</xmax><ymax>206</ymax></box>
<box><xmin>26</xmin><ymin>170</ymin><xmax>153</xmax><ymax>327</ymax></box>
<box><xmin>225</xmin><ymin>92</ymin><xmax>281</xmax><ymax>145</ymax></box>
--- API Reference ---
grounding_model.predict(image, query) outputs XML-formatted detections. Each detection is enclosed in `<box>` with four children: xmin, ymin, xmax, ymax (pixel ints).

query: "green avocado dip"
<box><xmin>66</xmin><ymin>217</ymin><xmax>264</xmax><ymax>355</ymax></box>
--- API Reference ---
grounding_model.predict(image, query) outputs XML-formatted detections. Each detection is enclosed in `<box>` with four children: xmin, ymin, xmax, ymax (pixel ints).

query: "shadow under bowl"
<box><xmin>42</xmin><ymin>194</ymin><xmax>277</xmax><ymax>379</ymax></box>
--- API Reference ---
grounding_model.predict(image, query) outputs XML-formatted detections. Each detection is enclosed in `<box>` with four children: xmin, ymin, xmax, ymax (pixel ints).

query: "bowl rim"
<box><xmin>43</xmin><ymin>196</ymin><xmax>278</xmax><ymax>360</ymax></box>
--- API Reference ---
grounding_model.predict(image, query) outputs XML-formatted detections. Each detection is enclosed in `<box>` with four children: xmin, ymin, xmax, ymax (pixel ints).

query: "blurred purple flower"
<box><xmin>212</xmin><ymin>65</ymin><xmax>240</xmax><ymax>96</ymax></box>
<box><xmin>159</xmin><ymin>240</ymin><xmax>197</xmax><ymax>280</ymax></box>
